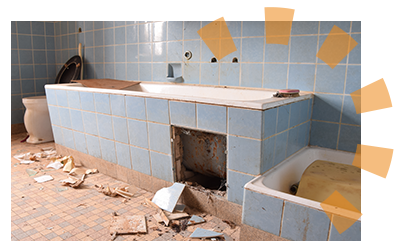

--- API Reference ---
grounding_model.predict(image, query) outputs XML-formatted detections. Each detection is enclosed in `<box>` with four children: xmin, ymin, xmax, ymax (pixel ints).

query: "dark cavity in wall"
<box><xmin>173</xmin><ymin>126</ymin><xmax>227</xmax><ymax>192</ymax></box>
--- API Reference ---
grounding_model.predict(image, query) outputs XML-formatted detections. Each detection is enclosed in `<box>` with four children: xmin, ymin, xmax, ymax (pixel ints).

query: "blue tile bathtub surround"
<box><xmin>241</xmin><ymin>190</ymin><xmax>359</xmax><ymax>241</ymax></box>
<box><xmin>62</xmin><ymin>128</ymin><xmax>75</xmax><ymax>149</ymax></box>
<box><xmin>39</xmin><ymin>21</ymin><xmax>361</xmax><ymax>220</ymax></box>
<box><xmin>47</xmin><ymin>83</ymin><xmax>312</xmax><ymax>201</ymax></box>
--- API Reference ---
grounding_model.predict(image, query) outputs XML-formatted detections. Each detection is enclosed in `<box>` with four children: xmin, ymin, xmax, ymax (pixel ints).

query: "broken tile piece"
<box><xmin>46</xmin><ymin>161</ymin><xmax>63</xmax><ymax>170</ymax></box>
<box><xmin>34</xmin><ymin>175</ymin><xmax>53</xmax><ymax>183</ymax></box>
<box><xmin>25</xmin><ymin>169</ymin><xmax>38</xmax><ymax>177</ymax></box>
<box><xmin>187</xmin><ymin>215</ymin><xmax>205</xmax><ymax>225</ymax></box>
<box><xmin>174</xmin><ymin>204</ymin><xmax>186</xmax><ymax>212</ymax></box>
<box><xmin>189</xmin><ymin>228</ymin><xmax>223</xmax><ymax>238</ymax></box>
<box><xmin>109</xmin><ymin>215</ymin><xmax>147</xmax><ymax>235</ymax></box>
<box><xmin>151</xmin><ymin>182</ymin><xmax>185</xmax><ymax>213</ymax></box>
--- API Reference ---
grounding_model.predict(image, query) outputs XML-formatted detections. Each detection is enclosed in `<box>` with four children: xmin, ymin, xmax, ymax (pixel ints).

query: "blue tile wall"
<box><xmin>127</xmin><ymin>119</ymin><xmax>149</xmax><ymax>148</ymax></box>
<box><xmin>169</xmin><ymin>101</ymin><xmax>196</xmax><ymax>128</ymax></box>
<box><xmin>100</xmin><ymin>138</ymin><xmax>117</xmax><ymax>163</ymax></box>
<box><xmin>228</xmin><ymin>108</ymin><xmax>262</xmax><ymax>139</ymax></box>
<box><xmin>146</xmin><ymin>98</ymin><xmax>169</xmax><ymax>124</ymax></box>
<box><xmin>227</xmin><ymin>171</ymin><xmax>255</xmax><ymax>205</ymax></box>
<box><xmin>150</xmin><ymin>151</ymin><xmax>174</xmax><ymax>182</ymax></box>
<box><xmin>197</xmin><ymin>104</ymin><xmax>226</xmax><ymax>133</ymax></box>
<box><xmin>130</xmin><ymin>146</ymin><xmax>151</xmax><ymax>175</ymax></box>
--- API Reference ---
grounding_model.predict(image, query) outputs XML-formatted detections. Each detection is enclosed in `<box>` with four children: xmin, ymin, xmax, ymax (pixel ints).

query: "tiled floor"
<box><xmin>11</xmin><ymin>133</ymin><xmax>240</xmax><ymax>241</ymax></box>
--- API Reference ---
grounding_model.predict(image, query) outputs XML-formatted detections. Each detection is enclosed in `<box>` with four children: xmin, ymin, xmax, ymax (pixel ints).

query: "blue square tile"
<box><xmin>167</xmin><ymin>21</ymin><xmax>183</xmax><ymax>41</ymax></box>
<box><xmin>197</xmin><ymin>104</ymin><xmax>226</xmax><ymax>133</ymax></box>
<box><xmin>329</xmin><ymin>217</ymin><xmax>361</xmax><ymax>241</ymax></box>
<box><xmin>150</xmin><ymin>151</ymin><xmax>174</xmax><ymax>182</ymax></box>
<box><xmin>281</xmin><ymin>202</ymin><xmax>330</xmax><ymax>241</ymax></box>
<box><xmin>240</xmin><ymin>63</ymin><xmax>263</xmax><ymax>88</ymax></box>
<box><xmin>12</xmin><ymin>109</ymin><xmax>24</xmax><ymax>124</ymax></box>
<box><xmin>20</xmin><ymin>65</ymin><xmax>34</xmax><ymax>79</ymax></box>
<box><xmin>200</xmin><ymin>40</ymin><xmax>215</xmax><ymax>63</ymax></box>
<box><xmin>220</xmin><ymin>63</ymin><xmax>240</xmax><ymax>86</ymax></box>
<box><xmin>110</xmin><ymin>94</ymin><xmax>126</xmax><ymax>117</ymax></box>
<box><xmin>148</xmin><ymin>122</ymin><xmax>171</xmax><ymax>154</ymax></box>
<box><xmin>21</xmin><ymin>80</ymin><xmax>34</xmax><ymax>94</ymax></box>
<box><xmin>200</xmin><ymin>63</ymin><xmax>219</xmax><ymax>85</ymax></box>
<box><xmin>104</xmin><ymin>29</ymin><xmax>114</xmax><ymax>45</ymax></box>
<box><xmin>116</xmin><ymin>142</ymin><xmax>131</xmax><ymax>169</ymax></box>
<box><xmin>115</xmin><ymin>45</ymin><xmax>126</xmax><ymax>63</ymax></box>
<box><xmin>45</xmin><ymin>88</ymin><xmax>57</xmax><ymax>105</ymax></box>
<box><xmin>170</xmin><ymin>101</ymin><xmax>196</xmax><ymax>128</ymax></box>
<box><xmin>33</xmin><ymin>51</ymin><xmax>46</xmax><ymax>64</ymax></box>
<box><xmin>228</xmin><ymin>108</ymin><xmax>262</xmax><ymax>139</ymax></box>
<box><xmin>127</xmin><ymin>25</ymin><xmax>138</xmax><ymax>44</ymax></box>
<box><xmin>115</xmin><ymin>64</ymin><xmax>126</xmax><ymax>80</ymax></box>
<box><xmin>345</xmin><ymin>66</ymin><xmax>361</xmax><ymax>94</ymax></box>
<box><xmin>139</xmin><ymin>23</ymin><xmax>152</xmax><ymax>43</ymax></box>
<box><xmin>11</xmin><ymin>80</ymin><xmax>20</xmax><ymax>95</ymax></box>
<box><xmin>263</xmin><ymin>108</ymin><xmax>277</xmax><ymax>139</ymax></box>
<box><xmin>261</xmin><ymin>136</ymin><xmax>276</xmax><ymax>173</ymax></box>
<box><xmin>228</xmin><ymin>136</ymin><xmax>261</xmax><ymax>175</ymax></box>
<box><xmin>18</xmin><ymin>35</ymin><xmax>32</xmax><ymax>49</ymax></box>
<box><xmin>85</xmin><ymin>31</ymin><xmax>93</xmax><ymax>47</ymax></box>
<box><xmin>274</xmin><ymin>131</ymin><xmax>288</xmax><ymax>166</ymax></box>
<box><xmin>11</xmin><ymin>34</ymin><xmax>17</xmax><ymax>49</ymax></box>
<box><xmin>67</xmin><ymin>91</ymin><xmax>81</xmax><ymax>109</ymax></box>
<box><xmin>146</xmin><ymin>98</ymin><xmax>169</xmax><ymax>124</ymax></box>
<box><xmin>289</xmin><ymin>101</ymin><xmax>301</xmax><ymax>128</ymax></box>
<box><xmin>291</xmin><ymin>21</ymin><xmax>319</xmax><ymax>35</ymax></box>
<box><xmin>265</xmin><ymin>44</ymin><xmax>289</xmax><ymax>63</ymax></box>
<box><xmin>263</xmin><ymin>64</ymin><xmax>288</xmax><ymax>90</ymax></box>
<box><xmin>69</xmin><ymin>109</ymin><xmax>84</xmax><ymax>132</ymax></box>
<box><xmin>315</xmin><ymin>65</ymin><xmax>346</xmax><ymax>93</ymax></box>
<box><xmin>227</xmin><ymin>171</ymin><xmax>255</xmax><ymax>205</ymax></box>
<box><xmin>97</xmin><ymin>114</ymin><xmax>113</xmax><ymax>140</ymax></box>
<box><xmin>55</xmin><ymin>90</ymin><xmax>68</xmax><ymax>107</ymax></box>
<box><xmin>115</xmin><ymin>27</ymin><xmax>126</xmax><ymax>45</ymax></box>
<box><xmin>183</xmin><ymin>63</ymin><xmax>200</xmax><ymax>84</ymax></box>
<box><xmin>113</xmin><ymin>117</ymin><xmax>129</xmax><ymax>144</ymax></box>
<box><xmin>126</xmin><ymin>96</ymin><xmax>146</xmax><ymax>120</ymax></box>
<box><xmin>242</xmin><ymin>21</ymin><xmax>264</xmax><ymax>37</ymax></box>
<box><xmin>73</xmin><ymin>131</ymin><xmax>87</xmax><ymax>154</ymax></box>
<box><xmin>105</xmin><ymin>64</ymin><xmax>114</xmax><ymax>79</ymax></box>
<box><xmin>299</xmin><ymin>99</ymin><xmax>310</xmax><ymax>124</ymax></box>
<box><xmin>288</xmin><ymin>64</ymin><xmax>316</xmax><ymax>91</ymax></box>
<box><xmin>219</xmin><ymin>38</ymin><xmax>240</xmax><ymax>63</ymax></box>
<box><xmin>277</xmin><ymin>104</ymin><xmax>290</xmax><ymax>133</ymax></box>
<box><xmin>80</xmin><ymin>92</ymin><xmax>95</xmax><ymax>111</ymax></box>
<box><xmin>139</xmin><ymin>43</ymin><xmax>152</xmax><ymax>62</ymax></box>
<box><xmin>100</xmin><ymin>138</ymin><xmax>116</xmax><ymax>163</ymax></box>
<box><xmin>153</xmin><ymin>42</ymin><xmax>166</xmax><ymax>62</ymax></box>
<box><xmin>351</xmin><ymin>21</ymin><xmax>361</xmax><ymax>33</ymax></box>
<box><xmin>52</xmin><ymin>126</ymin><xmax>63</xmax><ymax>145</ymax></box>
<box><xmin>17</xmin><ymin>21</ymin><xmax>31</xmax><ymax>34</ymax></box>
<box><xmin>312</xmin><ymin>94</ymin><xmax>343</xmax><ymax>123</ymax></box>
<box><xmin>127</xmin><ymin>119</ymin><xmax>148</xmax><ymax>148</ymax></box>
<box><xmin>105</xmin><ymin>46</ymin><xmax>114</xmax><ymax>63</ymax></box>
<box><xmin>127</xmin><ymin>45</ymin><xmax>138</xmax><ymax>63</ymax></box>
<box><xmin>94</xmin><ymin>30</ymin><xmax>103</xmax><ymax>46</ymax></box>
<box><xmin>348</xmin><ymin>34</ymin><xmax>361</xmax><ymax>64</ymax></box>
<box><xmin>62</xmin><ymin>128</ymin><xmax>75</xmax><ymax>149</ymax></box>
<box><xmin>152</xmin><ymin>22</ymin><xmax>167</xmax><ymax>42</ymax></box>
<box><xmin>298</xmin><ymin>121</ymin><xmax>310</xmax><ymax>147</ymax></box>
<box><xmin>34</xmin><ymin>65</ymin><xmax>47</xmax><ymax>79</ymax></box>
<box><xmin>320</xmin><ymin>21</ymin><xmax>351</xmax><ymax>34</ymax></box>
<box><xmin>290</xmin><ymin>36</ymin><xmax>318</xmax><ymax>63</ymax></box>
<box><xmin>242</xmin><ymin>190</ymin><xmax>283</xmax><ymax>235</ymax></box>
<box><xmin>167</xmin><ymin>41</ymin><xmax>183</xmax><ymax>62</ymax></box>
<box><xmin>32</xmin><ymin>21</ymin><xmax>44</xmax><ymax>35</ymax></box>
<box><xmin>32</xmin><ymin>36</ymin><xmax>45</xmax><ymax>49</ymax></box>
<box><xmin>94</xmin><ymin>47</ymin><xmax>104</xmax><ymax>63</ymax></box>
<box><xmin>130</xmin><ymin>146</ymin><xmax>151</xmax><ymax>175</ymax></box>
<box><xmin>341</xmin><ymin>96</ymin><xmax>360</xmax><ymax>125</ymax></box>
<box><xmin>183</xmin><ymin>21</ymin><xmax>201</xmax><ymax>40</ymax></box>
<box><xmin>338</xmin><ymin>124</ymin><xmax>360</xmax><ymax>152</ymax></box>
<box><xmin>241</xmin><ymin>38</ymin><xmax>264</xmax><ymax>62</ymax></box>
<box><xmin>11</xmin><ymin>50</ymin><xmax>19</xmax><ymax>64</ymax></box>
<box><xmin>183</xmin><ymin>40</ymin><xmax>200</xmax><ymax>62</ymax></box>
<box><xmin>58</xmin><ymin>107</ymin><xmax>71</xmax><ymax>128</ymax></box>
<box><xmin>82</xmin><ymin>111</ymin><xmax>98</xmax><ymax>135</ymax></box>
<box><xmin>287</xmin><ymin>126</ymin><xmax>301</xmax><ymax>157</ymax></box>
<box><xmin>48</xmin><ymin>106</ymin><xmax>60</xmax><ymax>126</ymax></box>
<box><xmin>310</xmin><ymin>121</ymin><xmax>339</xmax><ymax>149</ymax></box>
<box><xmin>94</xmin><ymin>93</ymin><xmax>110</xmax><ymax>114</ymax></box>
<box><xmin>104</xmin><ymin>21</ymin><xmax>114</xmax><ymax>29</ymax></box>
<box><xmin>95</xmin><ymin>64</ymin><xmax>104</xmax><ymax>78</ymax></box>
<box><xmin>139</xmin><ymin>63</ymin><xmax>152</xmax><ymax>81</ymax></box>
<box><xmin>152</xmin><ymin>63</ymin><xmax>167</xmax><ymax>82</ymax></box>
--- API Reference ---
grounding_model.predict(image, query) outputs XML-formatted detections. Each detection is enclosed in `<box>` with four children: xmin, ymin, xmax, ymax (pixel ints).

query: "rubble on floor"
<box><xmin>11</xmin><ymin>134</ymin><xmax>241</xmax><ymax>241</ymax></box>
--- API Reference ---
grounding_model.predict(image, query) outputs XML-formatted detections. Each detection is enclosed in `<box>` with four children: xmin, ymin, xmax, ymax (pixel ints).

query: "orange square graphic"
<box><xmin>316</xmin><ymin>25</ymin><xmax>358</xmax><ymax>69</ymax></box>
<box><xmin>352</xmin><ymin>144</ymin><xmax>394</xmax><ymax>178</ymax></box>
<box><xmin>264</xmin><ymin>7</ymin><xmax>295</xmax><ymax>45</ymax></box>
<box><xmin>197</xmin><ymin>17</ymin><xmax>237</xmax><ymax>61</ymax></box>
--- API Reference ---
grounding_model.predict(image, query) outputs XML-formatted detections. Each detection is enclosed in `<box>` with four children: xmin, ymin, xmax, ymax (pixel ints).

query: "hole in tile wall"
<box><xmin>173</xmin><ymin>126</ymin><xmax>227</xmax><ymax>194</ymax></box>
<box><xmin>210</xmin><ymin>57</ymin><xmax>218</xmax><ymax>63</ymax></box>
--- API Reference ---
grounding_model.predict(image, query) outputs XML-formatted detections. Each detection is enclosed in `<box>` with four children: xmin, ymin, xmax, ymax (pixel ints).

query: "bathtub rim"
<box><xmin>44</xmin><ymin>81</ymin><xmax>313</xmax><ymax>111</ymax></box>
<box><xmin>244</xmin><ymin>146</ymin><xmax>362</xmax><ymax>222</ymax></box>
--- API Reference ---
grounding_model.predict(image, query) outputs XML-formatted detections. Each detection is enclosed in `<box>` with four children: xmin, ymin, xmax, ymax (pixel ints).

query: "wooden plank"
<box><xmin>72</xmin><ymin>79</ymin><xmax>140</xmax><ymax>89</ymax></box>
<box><xmin>109</xmin><ymin>215</ymin><xmax>147</xmax><ymax>234</ymax></box>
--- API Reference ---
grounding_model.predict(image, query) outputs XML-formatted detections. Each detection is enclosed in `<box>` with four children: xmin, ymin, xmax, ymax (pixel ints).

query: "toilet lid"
<box><xmin>55</xmin><ymin>55</ymin><xmax>82</xmax><ymax>84</ymax></box>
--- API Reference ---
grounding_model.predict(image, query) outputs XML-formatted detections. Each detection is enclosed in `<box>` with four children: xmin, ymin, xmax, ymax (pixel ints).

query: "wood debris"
<box><xmin>94</xmin><ymin>184</ymin><xmax>134</xmax><ymax>199</ymax></box>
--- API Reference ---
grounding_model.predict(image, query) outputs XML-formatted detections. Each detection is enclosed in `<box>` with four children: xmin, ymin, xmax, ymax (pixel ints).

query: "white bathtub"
<box><xmin>57</xmin><ymin>81</ymin><xmax>312</xmax><ymax>110</ymax></box>
<box><xmin>245</xmin><ymin>146</ymin><xmax>361</xmax><ymax>221</ymax></box>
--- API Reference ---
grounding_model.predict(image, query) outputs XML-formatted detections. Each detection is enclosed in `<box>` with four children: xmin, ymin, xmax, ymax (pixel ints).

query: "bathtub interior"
<box><xmin>254</xmin><ymin>147</ymin><xmax>356</xmax><ymax>195</ymax></box>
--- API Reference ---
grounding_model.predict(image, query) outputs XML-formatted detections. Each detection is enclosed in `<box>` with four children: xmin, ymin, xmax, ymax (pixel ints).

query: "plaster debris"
<box><xmin>60</xmin><ymin>174</ymin><xmax>85</xmax><ymax>188</ymax></box>
<box><xmin>34</xmin><ymin>175</ymin><xmax>54</xmax><ymax>183</ymax></box>
<box><xmin>61</xmin><ymin>156</ymin><xmax>75</xmax><ymax>172</ymax></box>
<box><xmin>46</xmin><ymin>161</ymin><xmax>63</xmax><ymax>170</ymax></box>
<box><xmin>85</xmin><ymin>168</ymin><xmax>98</xmax><ymax>174</ymax></box>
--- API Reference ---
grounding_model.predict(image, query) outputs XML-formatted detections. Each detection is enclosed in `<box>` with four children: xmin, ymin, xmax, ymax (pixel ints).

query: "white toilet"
<box><xmin>22</xmin><ymin>96</ymin><xmax>54</xmax><ymax>144</ymax></box>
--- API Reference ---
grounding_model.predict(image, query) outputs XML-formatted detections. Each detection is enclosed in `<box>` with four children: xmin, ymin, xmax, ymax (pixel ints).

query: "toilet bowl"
<box><xmin>22</xmin><ymin>96</ymin><xmax>54</xmax><ymax>144</ymax></box>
